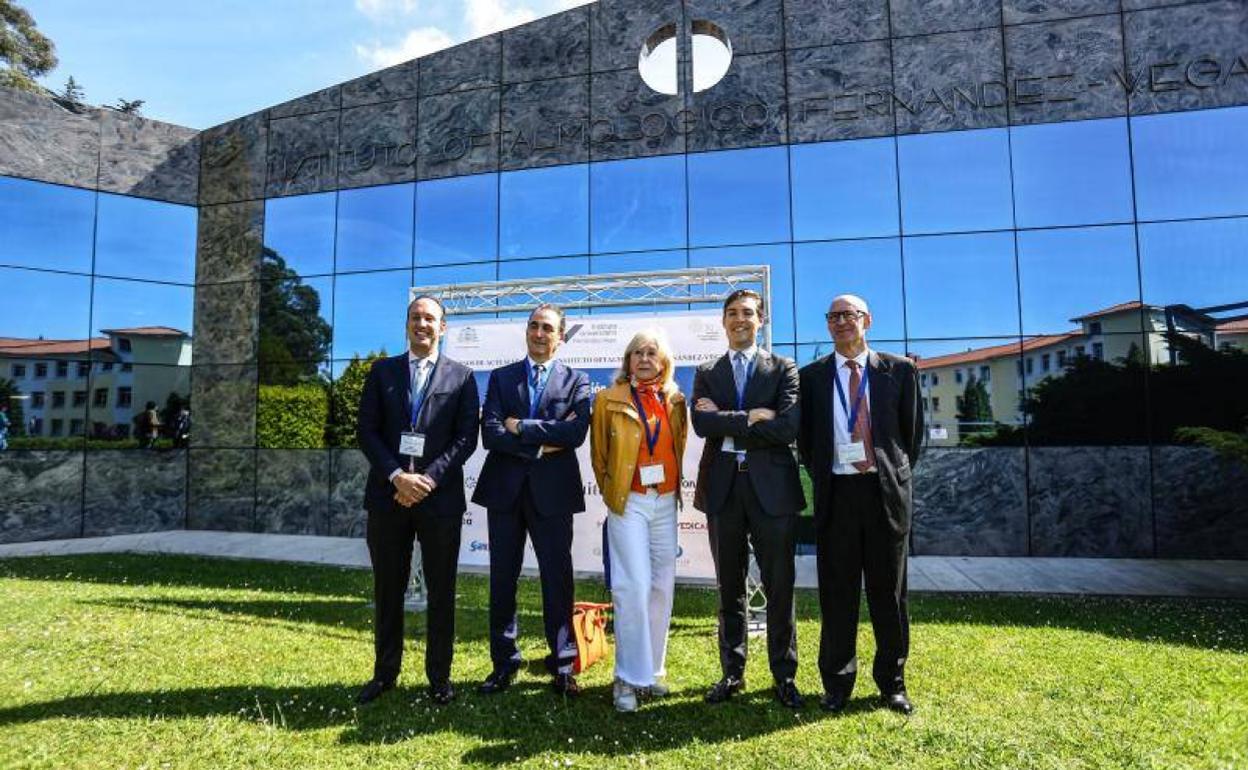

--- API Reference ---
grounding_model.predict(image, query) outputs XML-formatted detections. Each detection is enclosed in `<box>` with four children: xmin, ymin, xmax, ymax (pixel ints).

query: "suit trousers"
<box><xmin>606</xmin><ymin>489</ymin><xmax>678</xmax><ymax>688</ymax></box>
<box><xmin>707</xmin><ymin>469</ymin><xmax>799</xmax><ymax>682</ymax></box>
<box><xmin>816</xmin><ymin>473</ymin><xmax>909</xmax><ymax>697</ymax></box>
<box><xmin>487</xmin><ymin>481</ymin><xmax>577</xmax><ymax>675</ymax></box>
<box><xmin>366</xmin><ymin>503</ymin><xmax>462</xmax><ymax>685</ymax></box>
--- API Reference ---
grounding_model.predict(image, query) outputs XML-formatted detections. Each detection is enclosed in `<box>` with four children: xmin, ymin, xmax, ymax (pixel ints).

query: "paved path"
<box><xmin>1</xmin><ymin>531</ymin><xmax>1246</xmax><ymax>598</ymax></box>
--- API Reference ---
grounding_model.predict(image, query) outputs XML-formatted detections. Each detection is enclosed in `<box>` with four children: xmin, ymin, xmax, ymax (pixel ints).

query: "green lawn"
<box><xmin>1</xmin><ymin>554</ymin><xmax>1244</xmax><ymax>770</ymax></box>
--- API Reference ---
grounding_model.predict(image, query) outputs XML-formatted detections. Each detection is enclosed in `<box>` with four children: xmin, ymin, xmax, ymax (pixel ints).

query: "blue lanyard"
<box><xmin>409</xmin><ymin>358</ymin><xmax>437</xmax><ymax>428</ymax></box>
<box><xmin>833</xmin><ymin>360</ymin><xmax>869</xmax><ymax>433</ymax></box>
<box><xmin>630</xmin><ymin>387</ymin><xmax>662</xmax><ymax>457</ymax></box>
<box><xmin>525</xmin><ymin>360</ymin><xmax>549</xmax><ymax>419</ymax></box>
<box><xmin>734</xmin><ymin>354</ymin><xmax>756</xmax><ymax>410</ymax></box>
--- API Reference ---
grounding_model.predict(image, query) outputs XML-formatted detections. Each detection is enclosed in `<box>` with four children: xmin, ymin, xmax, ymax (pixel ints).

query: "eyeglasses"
<box><xmin>825</xmin><ymin>310</ymin><xmax>865</xmax><ymax>323</ymax></box>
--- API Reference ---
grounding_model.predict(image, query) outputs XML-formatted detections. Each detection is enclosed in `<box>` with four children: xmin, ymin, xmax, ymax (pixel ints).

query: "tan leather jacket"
<box><xmin>590</xmin><ymin>381</ymin><xmax>688</xmax><ymax>515</ymax></box>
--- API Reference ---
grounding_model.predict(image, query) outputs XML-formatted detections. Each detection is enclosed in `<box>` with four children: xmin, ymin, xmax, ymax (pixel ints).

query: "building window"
<box><xmin>955</xmin><ymin>370</ymin><xmax>964</xmax><ymax>384</ymax></box>
<box><xmin>117</xmin><ymin>387</ymin><xmax>132</xmax><ymax>408</ymax></box>
<box><xmin>93</xmin><ymin>388</ymin><xmax>108</xmax><ymax>407</ymax></box>
<box><xmin>932</xmin><ymin>397</ymin><xmax>940</xmax><ymax>413</ymax></box>
<box><xmin>55</xmin><ymin>361</ymin><xmax>68</xmax><ymax>378</ymax></box>
<box><xmin>121</xmin><ymin>363</ymin><xmax>133</xmax><ymax>373</ymax></box>
<box><xmin>922</xmin><ymin>397</ymin><xmax>929</xmax><ymax>412</ymax></box>
<box><xmin>32</xmin><ymin>392</ymin><xmax>45</xmax><ymax>408</ymax></box>
<box><xmin>920</xmin><ymin>373</ymin><xmax>928</xmax><ymax>387</ymax></box>
<box><xmin>51</xmin><ymin>391</ymin><xmax>65</xmax><ymax>408</ymax></box>
<box><xmin>119</xmin><ymin>338</ymin><xmax>132</xmax><ymax>353</ymax></box>
<box><xmin>11</xmin><ymin>364</ymin><xmax>25</xmax><ymax>378</ymax></box>
<box><xmin>979</xmin><ymin>365</ymin><xmax>990</xmax><ymax>382</ymax></box>
<box><xmin>70</xmin><ymin>419</ymin><xmax>84</xmax><ymax>436</ymax></box>
<box><xmin>1016</xmin><ymin>359</ymin><xmax>1024</xmax><ymax>377</ymax></box>
<box><xmin>1092</xmin><ymin>342</ymin><xmax>1104</xmax><ymax>360</ymax></box>
<box><xmin>73</xmin><ymin>390</ymin><xmax>87</xmax><ymax>407</ymax></box>
<box><xmin>101</xmin><ymin>362</ymin><xmax>114</xmax><ymax>372</ymax></box>
<box><xmin>1058</xmin><ymin>350</ymin><xmax>1068</xmax><ymax>367</ymax></box>
<box><xmin>76</xmin><ymin>362</ymin><xmax>90</xmax><ymax>378</ymax></box>
<box><xmin>50</xmin><ymin>418</ymin><xmax>63</xmax><ymax>436</ymax></box>
<box><xmin>1041</xmin><ymin>354</ymin><xmax>1050</xmax><ymax>372</ymax></box>
<box><xmin>1089</xmin><ymin>321</ymin><xmax>1103</xmax><ymax>335</ymax></box>
<box><xmin>1075</xmin><ymin>345</ymin><xmax>1086</xmax><ymax>357</ymax></box>
<box><xmin>931</xmin><ymin>373</ymin><xmax>939</xmax><ymax>386</ymax></box>
<box><xmin>30</xmin><ymin>417</ymin><xmax>43</xmax><ymax>435</ymax></box>
<box><xmin>1026</xmin><ymin>358</ymin><xmax>1034</xmax><ymax>375</ymax></box>
<box><xmin>34</xmin><ymin>362</ymin><xmax>47</xmax><ymax>378</ymax></box>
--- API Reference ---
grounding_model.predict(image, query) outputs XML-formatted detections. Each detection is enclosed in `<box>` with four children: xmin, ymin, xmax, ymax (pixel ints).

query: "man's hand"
<box><xmin>695</xmin><ymin>398</ymin><xmax>719</xmax><ymax>412</ymax></box>
<box><xmin>540</xmin><ymin>444</ymin><xmax>563</xmax><ymax>455</ymax></box>
<box><xmin>747</xmin><ymin>407</ymin><xmax>776</xmax><ymax>425</ymax></box>
<box><xmin>504</xmin><ymin>417</ymin><xmax>521</xmax><ymax>435</ymax></box>
<box><xmin>393</xmin><ymin>472</ymin><xmax>435</xmax><ymax>507</ymax></box>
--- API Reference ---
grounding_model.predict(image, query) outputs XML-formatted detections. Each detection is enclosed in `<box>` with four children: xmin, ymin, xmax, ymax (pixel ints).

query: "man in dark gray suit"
<box><xmin>692</xmin><ymin>289</ymin><xmax>806</xmax><ymax>709</ymax></box>
<box><xmin>798</xmin><ymin>294</ymin><xmax>923</xmax><ymax>715</ymax></box>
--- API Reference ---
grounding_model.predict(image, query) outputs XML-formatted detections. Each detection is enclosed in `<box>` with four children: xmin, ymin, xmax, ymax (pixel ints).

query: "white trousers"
<box><xmin>607</xmin><ymin>490</ymin><xmax>678</xmax><ymax>687</ymax></box>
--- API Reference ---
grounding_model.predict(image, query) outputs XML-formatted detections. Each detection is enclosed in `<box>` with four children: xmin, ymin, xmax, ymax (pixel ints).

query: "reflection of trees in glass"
<box><xmin>0</xmin><ymin>377</ymin><xmax>26</xmax><ymax>437</ymax></box>
<box><xmin>955</xmin><ymin>376</ymin><xmax>992</xmax><ymax>444</ymax></box>
<box><xmin>328</xmin><ymin>352</ymin><xmax>386</xmax><ymax>448</ymax></box>
<box><xmin>259</xmin><ymin>247</ymin><xmax>331</xmax><ymax>384</ymax></box>
<box><xmin>257</xmin><ymin>383</ymin><xmax>328</xmax><ymax>448</ymax></box>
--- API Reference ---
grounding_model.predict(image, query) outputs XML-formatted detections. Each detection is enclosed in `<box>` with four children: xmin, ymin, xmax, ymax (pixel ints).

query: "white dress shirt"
<box><xmin>832</xmin><ymin>348</ymin><xmax>875</xmax><ymax>475</ymax></box>
<box><xmin>389</xmin><ymin>348</ymin><xmax>439</xmax><ymax>483</ymax></box>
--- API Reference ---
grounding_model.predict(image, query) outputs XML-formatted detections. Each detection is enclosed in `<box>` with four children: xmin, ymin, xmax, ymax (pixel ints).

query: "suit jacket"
<box><xmin>472</xmin><ymin>359</ymin><xmax>592</xmax><ymax>518</ymax></box>
<box><xmin>357</xmin><ymin>352</ymin><xmax>480</xmax><ymax>517</ymax></box>
<box><xmin>798</xmin><ymin>350</ymin><xmax>924</xmax><ymax>537</ymax></box>
<box><xmin>691</xmin><ymin>349</ymin><xmax>805</xmax><ymax>517</ymax></box>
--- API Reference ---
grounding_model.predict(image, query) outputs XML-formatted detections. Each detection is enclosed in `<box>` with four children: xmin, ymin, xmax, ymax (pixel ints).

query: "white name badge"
<box><xmin>399</xmin><ymin>432</ymin><xmax>426</xmax><ymax>457</ymax></box>
<box><xmin>837</xmin><ymin>441</ymin><xmax>867</xmax><ymax>464</ymax></box>
<box><xmin>721</xmin><ymin>436</ymin><xmax>737</xmax><ymax>453</ymax></box>
<box><xmin>639</xmin><ymin>463</ymin><xmax>666</xmax><ymax>486</ymax></box>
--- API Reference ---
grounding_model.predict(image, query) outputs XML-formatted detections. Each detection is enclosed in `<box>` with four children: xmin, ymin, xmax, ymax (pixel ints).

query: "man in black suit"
<box><xmin>472</xmin><ymin>304</ymin><xmax>591</xmax><ymax>697</ymax></box>
<box><xmin>692</xmin><ymin>289</ymin><xmax>806</xmax><ymax>709</ymax></box>
<box><xmin>356</xmin><ymin>294</ymin><xmax>479</xmax><ymax>706</ymax></box>
<box><xmin>798</xmin><ymin>294</ymin><xmax>923</xmax><ymax>715</ymax></box>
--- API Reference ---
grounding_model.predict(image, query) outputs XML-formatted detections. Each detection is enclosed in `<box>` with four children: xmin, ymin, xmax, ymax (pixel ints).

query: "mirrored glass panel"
<box><xmin>259</xmin><ymin>274</ymin><xmax>333</xmax><ymax>371</ymax></box>
<box><xmin>327</xmin><ymin>356</ymin><xmax>388</xmax><ymax>449</ymax></box>
<box><xmin>689</xmin><ymin>244</ymin><xmax>794</xmax><ymax>344</ymax></box>
<box><xmin>790</xmin><ymin>137</ymin><xmax>899</xmax><ymax>241</ymax></box>
<box><xmin>90</xmin><ymin>277</ymin><xmax>194</xmax><ymax>365</ymax></box>
<box><xmin>415</xmin><ymin>174</ymin><xmax>499</xmax><ymax>266</ymax></box>
<box><xmin>0</xmin><ymin>267</ymin><xmax>92</xmax><ymax>343</ymax></box>
<box><xmin>0</xmin><ymin>176</ymin><xmax>95</xmax><ymax>273</ymax></box>
<box><xmin>4</xmin><ymin>353</ymin><xmax>95</xmax><ymax>447</ymax></box>
<box><xmin>1010</xmin><ymin>119</ymin><xmax>1133</xmax><ymax>229</ymax></box>
<box><xmin>907</xmin><ymin>337</ymin><xmax>1025</xmax><ymax>449</ymax></box>
<box><xmin>688</xmin><ymin>146</ymin><xmax>791</xmax><ymax>248</ymax></box>
<box><xmin>1139</xmin><ymin>217</ymin><xmax>1248</xmax><ymax>312</ymax></box>
<box><xmin>94</xmin><ymin>194</ymin><xmax>197</xmax><ymax>283</ymax></box>
<box><xmin>793</xmin><ymin>240</ymin><xmax>903</xmax><ymax>344</ymax></box>
<box><xmin>898</xmin><ymin>128</ymin><xmax>1013</xmax><ymax>235</ymax></box>
<box><xmin>336</xmin><ymin>183</ymin><xmax>414</xmax><ymax>273</ymax></box>
<box><xmin>414</xmin><ymin>260</ymin><xmax>497</xmax><ymax>287</ymax></box>
<box><xmin>1017</xmin><ymin>226</ymin><xmax>1141</xmax><ymax>336</ymax></box>
<box><xmin>500</xmin><ymin>164</ymin><xmax>589</xmax><ymax>259</ymax></box>
<box><xmin>263</xmin><ymin>191</ymin><xmax>336</xmax><ymax>277</ymax></box>
<box><xmin>590</xmin><ymin>250</ymin><xmax>688</xmax><ymax>315</ymax></box>
<box><xmin>257</xmin><ymin>371</ymin><xmax>330</xmax><ymax>449</ymax></box>
<box><xmin>86</xmin><ymin>363</ymin><xmax>192</xmax><ymax>448</ymax></box>
<box><xmin>1131</xmin><ymin>106</ymin><xmax>1248</xmax><ymax>221</ymax></box>
<box><xmin>590</xmin><ymin>155</ymin><xmax>687</xmax><ymax>254</ymax></box>
<box><xmin>332</xmin><ymin>268</ymin><xmax>412</xmax><ymax>360</ymax></box>
<box><xmin>904</xmin><ymin>232</ymin><xmax>1020</xmax><ymax>339</ymax></box>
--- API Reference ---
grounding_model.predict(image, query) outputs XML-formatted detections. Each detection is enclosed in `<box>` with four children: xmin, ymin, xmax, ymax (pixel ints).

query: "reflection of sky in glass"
<box><xmin>95</xmin><ymin>194</ymin><xmax>197</xmax><ymax>283</ymax></box>
<box><xmin>793</xmin><ymin>240</ymin><xmax>904</xmax><ymax>342</ymax></box>
<box><xmin>499</xmin><ymin>255</ymin><xmax>589</xmax><ymax>279</ymax></box>
<box><xmin>1132</xmin><ymin>106</ymin><xmax>1248</xmax><ymax>221</ymax></box>
<box><xmin>791</xmin><ymin>137</ymin><xmax>899</xmax><ymax>241</ymax></box>
<box><xmin>1139</xmin><ymin>218</ymin><xmax>1248</xmax><ymax>309</ymax></box>
<box><xmin>590</xmin><ymin>155</ymin><xmax>686</xmax><ymax>253</ymax></box>
<box><xmin>688</xmin><ymin>146</ymin><xmax>791</xmax><ymax>247</ymax></box>
<box><xmin>590</xmin><ymin>250</ymin><xmax>688</xmax><ymax>315</ymax></box>
<box><xmin>91</xmin><ymin>278</ymin><xmax>194</xmax><ymax>348</ymax></box>
<box><xmin>415</xmin><ymin>174</ymin><xmax>498</xmax><ymax>265</ymax></box>
<box><xmin>1017</xmin><ymin>226</ymin><xmax>1140</xmax><ymax>335</ymax></box>
<box><xmin>898</xmin><ymin>128</ymin><xmax>1013</xmax><ymax>234</ymax></box>
<box><xmin>500</xmin><ymin>164</ymin><xmax>589</xmax><ymax>258</ymax></box>
<box><xmin>332</xmin><ymin>269</ymin><xmax>412</xmax><ymax>359</ymax></box>
<box><xmin>906</xmin><ymin>337</ymin><xmax>1021</xmax><ymax>360</ymax></box>
<box><xmin>689</xmin><ymin>244</ymin><xmax>794</xmax><ymax>344</ymax></box>
<box><xmin>0</xmin><ymin>267</ymin><xmax>92</xmax><ymax>339</ymax></box>
<box><xmin>415</xmin><ymin>260</ymin><xmax>497</xmax><ymax>287</ymax></box>
<box><xmin>336</xmin><ymin>183</ymin><xmax>413</xmax><ymax>273</ymax></box>
<box><xmin>1011</xmin><ymin>119</ymin><xmax>1133</xmax><ymax>229</ymax></box>
<box><xmin>263</xmin><ymin>192</ymin><xmax>336</xmax><ymax>276</ymax></box>
<box><xmin>0</xmin><ymin>176</ymin><xmax>95</xmax><ymax>273</ymax></box>
<box><xmin>904</xmin><ymin>232</ymin><xmax>1019</xmax><ymax>339</ymax></box>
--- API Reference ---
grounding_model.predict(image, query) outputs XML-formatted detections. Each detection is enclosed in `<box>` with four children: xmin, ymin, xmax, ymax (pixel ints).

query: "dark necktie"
<box><xmin>846</xmin><ymin>359</ymin><xmax>876</xmax><ymax>473</ymax></box>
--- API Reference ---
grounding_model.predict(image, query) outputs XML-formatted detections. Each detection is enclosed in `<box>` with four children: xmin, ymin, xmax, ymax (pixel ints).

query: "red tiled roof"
<box><xmin>1070</xmin><ymin>300</ymin><xmax>1148</xmax><ymax>323</ymax></box>
<box><xmin>1217</xmin><ymin>318</ymin><xmax>1248</xmax><ymax>333</ymax></box>
<box><xmin>99</xmin><ymin>326</ymin><xmax>188</xmax><ymax>337</ymax></box>
<box><xmin>916</xmin><ymin>333</ymin><xmax>1081</xmax><ymax>369</ymax></box>
<box><xmin>0</xmin><ymin>337</ymin><xmax>112</xmax><ymax>357</ymax></box>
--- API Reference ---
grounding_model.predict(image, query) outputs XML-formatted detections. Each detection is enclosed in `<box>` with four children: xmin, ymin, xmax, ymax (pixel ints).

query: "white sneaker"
<box><xmin>613</xmin><ymin>679</ymin><xmax>638</xmax><ymax>712</ymax></box>
<box><xmin>647</xmin><ymin>680</ymin><xmax>671</xmax><ymax>698</ymax></box>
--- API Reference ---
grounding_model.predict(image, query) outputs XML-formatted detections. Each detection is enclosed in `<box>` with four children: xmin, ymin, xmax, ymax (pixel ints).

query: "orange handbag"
<box><xmin>571</xmin><ymin>601</ymin><xmax>612</xmax><ymax>674</ymax></box>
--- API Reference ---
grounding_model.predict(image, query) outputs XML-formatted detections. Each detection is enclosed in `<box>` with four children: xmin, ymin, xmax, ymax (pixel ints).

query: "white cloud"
<box><xmin>354</xmin><ymin>0</ymin><xmax>422</xmax><ymax>22</ymax></box>
<box><xmin>355</xmin><ymin>26</ymin><xmax>455</xmax><ymax>68</ymax></box>
<box><xmin>465</xmin><ymin>0</ymin><xmax>538</xmax><ymax>38</ymax></box>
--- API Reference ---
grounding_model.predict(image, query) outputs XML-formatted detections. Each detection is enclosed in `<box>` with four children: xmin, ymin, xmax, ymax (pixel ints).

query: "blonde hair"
<box><xmin>615</xmin><ymin>328</ymin><xmax>677</xmax><ymax>393</ymax></box>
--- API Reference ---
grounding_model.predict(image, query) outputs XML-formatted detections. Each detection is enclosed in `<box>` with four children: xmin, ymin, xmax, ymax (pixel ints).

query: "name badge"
<box><xmin>639</xmin><ymin>463</ymin><xmax>666</xmax><ymax>486</ymax></box>
<box><xmin>721</xmin><ymin>436</ymin><xmax>737</xmax><ymax>453</ymax></box>
<box><xmin>838</xmin><ymin>441</ymin><xmax>867</xmax><ymax>464</ymax></box>
<box><xmin>400</xmin><ymin>432</ymin><xmax>426</xmax><ymax>457</ymax></box>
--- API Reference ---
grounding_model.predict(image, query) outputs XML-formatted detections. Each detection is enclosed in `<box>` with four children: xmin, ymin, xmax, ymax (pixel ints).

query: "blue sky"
<box><xmin>27</xmin><ymin>0</ymin><xmax>589</xmax><ymax>129</ymax></box>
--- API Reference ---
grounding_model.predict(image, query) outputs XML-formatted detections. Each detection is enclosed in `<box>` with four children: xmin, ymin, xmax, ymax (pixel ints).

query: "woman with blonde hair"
<box><xmin>590</xmin><ymin>328</ymin><xmax>688</xmax><ymax>712</ymax></box>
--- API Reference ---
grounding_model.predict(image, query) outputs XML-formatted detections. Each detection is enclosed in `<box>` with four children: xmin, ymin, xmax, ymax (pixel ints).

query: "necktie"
<box><xmin>733</xmin><ymin>351</ymin><xmax>748</xmax><ymax>406</ymax></box>
<box><xmin>845</xmin><ymin>360</ymin><xmax>875</xmax><ymax>472</ymax></box>
<box><xmin>530</xmin><ymin>364</ymin><xmax>545</xmax><ymax>414</ymax></box>
<box><xmin>412</xmin><ymin>359</ymin><xmax>429</xmax><ymax>405</ymax></box>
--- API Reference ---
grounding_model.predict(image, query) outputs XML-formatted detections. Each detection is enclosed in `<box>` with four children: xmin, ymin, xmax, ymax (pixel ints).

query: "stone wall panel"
<box><xmin>501</xmin><ymin>75</ymin><xmax>590</xmax><ymax>170</ymax></box>
<box><xmin>82</xmin><ymin>450</ymin><xmax>187</xmax><ymax>536</ymax></box>
<box><xmin>256</xmin><ymin>449</ymin><xmax>330</xmax><ymax>534</ymax></box>
<box><xmin>338</xmin><ymin>99</ymin><xmax>418</xmax><ymax>189</ymax></box>
<box><xmin>0</xmin><ymin>451</ymin><xmax>84</xmax><ymax>544</ymax></box>
<box><xmin>199</xmin><ymin>113</ymin><xmax>268</xmax><ymax>205</ymax></box>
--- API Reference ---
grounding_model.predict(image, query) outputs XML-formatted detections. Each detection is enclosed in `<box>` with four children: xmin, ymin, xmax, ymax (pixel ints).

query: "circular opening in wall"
<box><xmin>638</xmin><ymin>23</ymin><xmax>679</xmax><ymax>95</ymax></box>
<box><xmin>690</xmin><ymin>20</ymin><xmax>732</xmax><ymax>93</ymax></box>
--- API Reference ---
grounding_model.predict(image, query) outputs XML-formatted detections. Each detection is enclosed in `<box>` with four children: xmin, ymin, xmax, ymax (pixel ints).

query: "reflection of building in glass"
<box><xmin>0</xmin><ymin>327</ymin><xmax>190</xmax><ymax>438</ymax></box>
<box><xmin>917</xmin><ymin>301</ymin><xmax>1247</xmax><ymax>446</ymax></box>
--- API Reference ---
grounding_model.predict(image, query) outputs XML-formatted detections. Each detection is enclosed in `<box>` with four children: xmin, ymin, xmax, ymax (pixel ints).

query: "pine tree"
<box><xmin>956</xmin><ymin>375</ymin><xmax>993</xmax><ymax>443</ymax></box>
<box><xmin>113</xmin><ymin>97</ymin><xmax>144</xmax><ymax>114</ymax></box>
<box><xmin>0</xmin><ymin>1</ymin><xmax>56</xmax><ymax>93</ymax></box>
<box><xmin>59</xmin><ymin>74</ymin><xmax>84</xmax><ymax>103</ymax></box>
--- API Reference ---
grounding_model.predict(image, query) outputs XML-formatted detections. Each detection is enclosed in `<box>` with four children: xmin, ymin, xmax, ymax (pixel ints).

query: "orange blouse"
<box><xmin>630</xmin><ymin>393</ymin><xmax>679</xmax><ymax>495</ymax></box>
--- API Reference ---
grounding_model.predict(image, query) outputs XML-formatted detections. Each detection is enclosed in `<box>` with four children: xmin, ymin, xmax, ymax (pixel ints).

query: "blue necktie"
<box><xmin>733</xmin><ymin>352</ymin><xmax>748</xmax><ymax>406</ymax></box>
<box><xmin>530</xmin><ymin>364</ymin><xmax>545</xmax><ymax>416</ymax></box>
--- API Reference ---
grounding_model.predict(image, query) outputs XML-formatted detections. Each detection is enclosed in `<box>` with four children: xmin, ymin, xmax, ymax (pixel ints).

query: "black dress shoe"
<box><xmin>355</xmin><ymin>678</ymin><xmax>394</xmax><ymax>705</ymax></box>
<box><xmin>704</xmin><ymin>675</ymin><xmax>745</xmax><ymax>704</ymax></box>
<box><xmin>820</xmin><ymin>690</ymin><xmax>850</xmax><ymax>713</ymax></box>
<box><xmin>881</xmin><ymin>690</ymin><xmax>914</xmax><ymax>715</ymax></box>
<box><xmin>428</xmin><ymin>680</ymin><xmax>456</xmax><ymax>705</ymax></box>
<box><xmin>478</xmin><ymin>669</ymin><xmax>516</xmax><ymax>695</ymax></box>
<box><xmin>774</xmin><ymin>679</ymin><xmax>803</xmax><ymax>709</ymax></box>
<box><xmin>552</xmin><ymin>673</ymin><xmax>581</xmax><ymax>697</ymax></box>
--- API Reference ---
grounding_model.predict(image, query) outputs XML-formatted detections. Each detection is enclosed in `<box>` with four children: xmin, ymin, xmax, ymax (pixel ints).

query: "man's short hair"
<box><xmin>409</xmin><ymin>294</ymin><xmax>447</xmax><ymax>321</ymax></box>
<box><xmin>529</xmin><ymin>303</ymin><xmax>567</xmax><ymax>334</ymax></box>
<box><xmin>722</xmin><ymin>288</ymin><xmax>766</xmax><ymax>317</ymax></box>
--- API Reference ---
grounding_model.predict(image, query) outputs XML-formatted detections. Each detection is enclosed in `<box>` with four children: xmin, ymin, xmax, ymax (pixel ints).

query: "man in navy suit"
<box><xmin>356</xmin><ymin>294</ymin><xmax>479</xmax><ymax>706</ymax></box>
<box><xmin>472</xmin><ymin>304</ymin><xmax>591</xmax><ymax>697</ymax></box>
